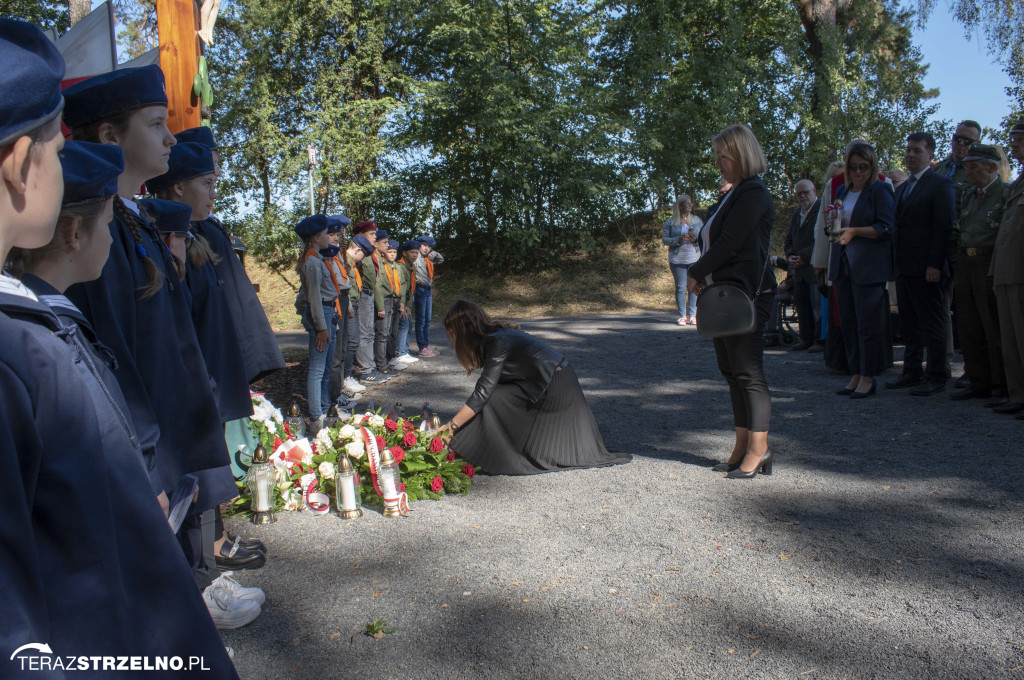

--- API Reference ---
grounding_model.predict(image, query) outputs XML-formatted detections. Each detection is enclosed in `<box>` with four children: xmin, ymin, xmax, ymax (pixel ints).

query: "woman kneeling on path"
<box><xmin>435</xmin><ymin>300</ymin><xmax>632</xmax><ymax>475</ymax></box>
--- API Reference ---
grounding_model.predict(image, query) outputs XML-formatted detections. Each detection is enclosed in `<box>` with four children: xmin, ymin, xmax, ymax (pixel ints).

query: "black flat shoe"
<box><xmin>711</xmin><ymin>461</ymin><xmax>741</xmax><ymax>472</ymax></box>
<box><xmin>910</xmin><ymin>381</ymin><xmax>946</xmax><ymax>396</ymax></box>
<box><xmin>993</xmin><ymin>402</ymin><xmax>1024</xmax><ymax>415</ymax></box>
<box><xmin>985</xmin><ymin>396</ymin><xmax>1009</xmax><ymax>408</ymax></box>
<box><xmin>886</xmin><ymin>374</ymin><xmax>925</xmax><ymax>389</ymax></box>
<box><xmin>850</xmin><ymin>382</ymin><xmax>877</xmax><ymax>399</ymax></box>
<box><xmin>725</xmin><ymin>451</ymin><xmax>773</xmax><ymax>479</ymax></box>
<box><xmin>227</xmin><ymin>533</ymin><xmax>267</xmax><ymax>554</ymax></box>
<box><xmin>216</xmin><ymin>539</ymin><xmax>266</xmax><ymax>570</ymax></box>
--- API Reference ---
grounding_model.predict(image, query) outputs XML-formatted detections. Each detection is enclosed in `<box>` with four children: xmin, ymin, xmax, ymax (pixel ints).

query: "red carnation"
<box><xmin>389</xmin><ymin>446</ymin><xmax>406</xmax><ymax>464</ymax></box>
<box><xmin>400</xmin><ymin>482</ymin><xmax>406</xmax><ymax>492</ymax></box>
<box><xmin>375</xmin><ymin>435</ymin><xmax>386</xmax><ymax>451</ymax></box>
<box><xmin>430</xmin><ymin>437</ymin><xmax>444</xmax><ymax>453</ymax></box>
<box><xmin>429</xmin><ymin>476</ymin><xmax>443</xmax><ymax>493</ymax></box>
<box><xmin>446</xmin><ymin>452</ymin><xmax>455</xmax><ymax>462</ymax></box>
<box><xmin>402</xmin><ymin>430</ymin><xmax>417</xmax><ymax>447</ymax></box>
<box><xmin>462</xmin><ymin>464</ymin><xmax>475</xmax><ymax>479</ymax></box>
<box><xmin>403</xmin><ymin>421</ymin><xmax>415</xmax><ymax>432</ymax></box>
<box><xmin>273</xmin><ymin>436</ymin><xmax>283</xmax><ymax>449</ymax></box>
<box><xmin>384</xmin><ymin>418</ymin><xmax>398</xmax><ymax>432</ymax></box>
<box><xmin>282</xmin><ymin>422</ymin><xmax>292</xmax><ymax>437</ymax></box>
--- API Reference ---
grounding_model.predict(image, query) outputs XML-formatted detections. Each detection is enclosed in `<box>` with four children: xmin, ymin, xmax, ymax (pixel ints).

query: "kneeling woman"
<box><xmin>436</xmin><ymin>300</ymin><xmax>631</xmax><ymax>474</ymax></box>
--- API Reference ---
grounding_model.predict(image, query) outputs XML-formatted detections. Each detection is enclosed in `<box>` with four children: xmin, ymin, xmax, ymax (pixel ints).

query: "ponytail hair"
<box><xmin>187</xmin><ymin>232</ymin><xmax>221</xmax><ymax>269</ymax></box>
<box><xmin>114</xmin><ymin>196</ymin><xmax>165</xmax><ymax>299</ymax></box>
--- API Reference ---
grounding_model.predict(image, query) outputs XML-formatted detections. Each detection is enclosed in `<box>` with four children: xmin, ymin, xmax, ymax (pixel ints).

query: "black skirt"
<box><xmin>450</xmin><ymin>363</ymin><xmax>631</xmax><ymax>475</ymax></box>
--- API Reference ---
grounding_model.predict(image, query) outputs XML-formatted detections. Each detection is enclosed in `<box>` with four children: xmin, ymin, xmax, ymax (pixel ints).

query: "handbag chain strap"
<box><xmin>752</xmin><ymin>246</ymin><xmax>773</xmax><ymax>301</ymax></box>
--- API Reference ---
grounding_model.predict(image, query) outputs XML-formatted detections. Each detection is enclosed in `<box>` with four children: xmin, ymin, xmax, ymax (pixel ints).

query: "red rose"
<box><xmin>282</xmin><ymin>422</ymin><xmax>292</xmax><ymax>438</ymax></box>
<box><xmin>375</xmin><ymin>435</ymin><xmax>386</xmax><ymax>451</ymax></box>
<box><xmin>384</xmin><ymin>418</ymin><xmax>398</xmax><ymax>432</ymax></box>
<box><xmin>430</xmin><ymin>437</ymin><xmax>444</xmax><ymax>453</ymax></box>
<box><xmin>273</xmin><ymin>436</ymin><xmax>283</xmax><ymax>449</ymax></box>
<box><xmin>429</xmin><ymin>476</ymin><xmax>443</xmax><ymax>493</ymax></box>
<box><xmin>389</xmin><ymin>446</ymin><xmax>406</xmax><ymax>464</ymax></box>
<box><xmin>402</xmin><ymin>430</ymin><xmax>417</xmax><ymax>447</ymax></box>
<box><xmin>403</xmin><ymin>421</ymin><xmax>415</xmax><ymax>432</ymax></box>
<box><xmin>400</xmin><ymin>482</ymin><xmax>406</xmax><ymax>492</ymax></box>
<box><xmin>446</xmin><ymin>452</ymin><xmax>455</xmax><ymax>462</ymax></box>
<box><xmin>310</xmin><ymin>442</ymin><xmax>319</xmax><ymax>456</ymax></box>
<box><xmin>462</xmin><ymin>464</ymin><xmax>475</xmax><ymax>479</ymax></box>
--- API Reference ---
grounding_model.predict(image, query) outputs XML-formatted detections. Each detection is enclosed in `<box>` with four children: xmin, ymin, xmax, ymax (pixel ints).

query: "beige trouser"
<box><xmin>995</xmin><ymin>284</ymin><xmax>1024</xmax><ymax>403</ymax></box>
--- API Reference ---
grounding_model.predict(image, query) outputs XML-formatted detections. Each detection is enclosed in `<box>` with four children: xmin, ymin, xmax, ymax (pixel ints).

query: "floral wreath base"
<box><xmin>227</xmin><ymin>394</ymin><xmax>476</xmax><ymax>517</ymax></box>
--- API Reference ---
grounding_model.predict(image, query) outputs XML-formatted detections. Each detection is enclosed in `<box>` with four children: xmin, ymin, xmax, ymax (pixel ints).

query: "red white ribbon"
<box><xmin>360</xmin><ymin>425</ymin><xmax>410</xmax><ymax>516</ymax></box>
<box><xmin>301</xmin><ymin>473</ymin><xmax>330</xmax><ymax>516</ymax></box>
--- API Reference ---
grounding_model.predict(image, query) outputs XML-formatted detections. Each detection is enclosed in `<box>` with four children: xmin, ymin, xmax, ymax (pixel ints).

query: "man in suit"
<box><xmin>950</xmin><ymin>144</ymin><xmax>1009</xmax><ymax>402</ymax></box>
<box><xmin>991</xmin><ymin>119</ymin><xmax>1024</xmax><ymax>417</ymax></box>
<box><xmin>886</xmin><ymin>132</ymin><xmax>956</xmax><ymax>395</ymax></box>
<box><xmin>785</xmin><ymin>179</ymin><xmax>822</xmax><ymax>350</ymax></box>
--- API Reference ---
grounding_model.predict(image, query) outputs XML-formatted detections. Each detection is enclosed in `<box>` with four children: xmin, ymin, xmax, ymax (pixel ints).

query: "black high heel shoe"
<box><xmin>836</xmin><ymin>385</ymin><xmax>857</xmax><ymax>395</ymax></box>
<box><xmin>725</xmin><ymin>450</ymin><xmax>773</xmax><ymax>479</ymax></box>
<box><xmin>850</xmin><ymin>382</ymin><xmax>876</xmax><ymax>399</ymax></box>
<box><xmin>711</xmin><ymin>461</ymin><xmax>741</xmax><ymax>472</ymax></box>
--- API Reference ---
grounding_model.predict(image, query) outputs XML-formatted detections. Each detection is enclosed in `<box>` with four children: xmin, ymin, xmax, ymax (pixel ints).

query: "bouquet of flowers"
<box><xmin>228</xmin><ymin>394</ymin><xmax>476</xmax><ymax>517</ymax></box>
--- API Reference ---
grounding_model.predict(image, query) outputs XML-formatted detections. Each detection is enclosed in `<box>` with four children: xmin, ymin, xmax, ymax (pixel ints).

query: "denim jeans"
<box><xmin>414</xmin><ymin>286</ymin><xmax>433</xmax><ymax>350</ymax></box>
<box><xmin>396</xmin><ymin>311</ymin><xmax>411</xmax><ymax>357</ymax></box>
<box><xmin>303</xmin><ymin>303</ymin><xmax>338</xmax><ymax>418</ymax></box>
<box><xmin>669</xmin><ymin>261</ymin><xmax>697</xmax><ymax>317</ymax></box>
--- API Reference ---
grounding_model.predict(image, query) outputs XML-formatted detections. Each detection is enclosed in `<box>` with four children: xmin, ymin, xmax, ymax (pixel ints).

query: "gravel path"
<box><xmin>224</xmin><ymin>314</ymin><xmax>1023</xmax><ymax>679</ymax></box>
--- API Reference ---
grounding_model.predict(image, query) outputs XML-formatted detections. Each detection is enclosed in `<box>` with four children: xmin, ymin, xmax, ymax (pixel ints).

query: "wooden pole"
<box><xmin>155</xmin><ymin>0</ymin><xmax>201</xmax><ymax>134</ymax></box>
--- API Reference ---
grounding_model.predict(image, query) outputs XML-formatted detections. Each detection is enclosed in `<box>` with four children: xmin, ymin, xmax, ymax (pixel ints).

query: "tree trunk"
<box><xmin>70</xmin><ymin>0</ymin><xmax>92</xmax><ymax>26</ymax></box>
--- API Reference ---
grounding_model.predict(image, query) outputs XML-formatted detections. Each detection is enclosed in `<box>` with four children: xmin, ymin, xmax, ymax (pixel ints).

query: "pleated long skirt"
<box><xmin>450</xmin><ymin>363</ymin><xmax>632</xmax><ymax>475</ymax></box>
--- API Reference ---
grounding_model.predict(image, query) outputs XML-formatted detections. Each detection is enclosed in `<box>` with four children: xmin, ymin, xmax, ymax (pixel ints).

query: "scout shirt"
<box><xmin>412</xmin><ymin>249</ymin><xmax>444</xmax><ymax>289</ymax></box>
<box><xmin>375</xmin><ymin>260</ymin><xmax>403</xmax><ymax>312</ymax></box>
<box><xmin>359</xmin><ymin>252</ymin><xmax>379</xmax><ymax>306</ymax></box>
<box><xmin>298</xmin><ymin>249</ymin><xmax>339</xmax><ymax>332</ymax></box>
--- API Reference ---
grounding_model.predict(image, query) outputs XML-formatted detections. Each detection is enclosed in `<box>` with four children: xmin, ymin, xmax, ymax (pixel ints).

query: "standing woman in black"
<box><xmin>687</xmin><ymin>124</ymin><xmax>776</xmax><ymax>479</ymax></box>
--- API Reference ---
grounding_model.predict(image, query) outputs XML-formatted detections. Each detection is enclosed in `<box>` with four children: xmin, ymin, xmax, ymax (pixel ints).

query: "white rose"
<box><xmin>345</xmin><ymin>441</ymin><xmax>365</xmax><ymax>459</ymax></box>
<box><xmin>315</xmin><ymin>428</ymin><xmax>334</xmax><ymax>450</ymax></box>
<box><xmin>263</xmin><ymin>419</ymin><xmax>278</xmax><ymax>435</ymax></box>
<box><xmin>367</xmin><ymin>414</ymin><xmax>385</xmax><ymax>428</ymax></box>
<box><xmin>338</xmin><ymin>424</ymin><xmax>356</xmax><ymax>440</ymax></box>
<box><xmin>319</xmin><ymin>461</ymin><xmax>335</xmax><ymax>479</ymax></box>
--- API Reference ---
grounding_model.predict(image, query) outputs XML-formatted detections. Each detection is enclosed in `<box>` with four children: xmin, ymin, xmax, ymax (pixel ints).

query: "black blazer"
<box><xmin>893</xmin><ymin>169</ymin><xmax>955</xmax><ymax>277</ymax></box>
<box><xmin>465</xmin><ymin>328</ymin><xmax>568</xmax><ymax>412</ymax></box>
<box><xmin>785</xmin><ymin>198</ymin><xmax>820</xmax><ymax>284</ymax></box>
<box><xmin>827</xmin><ymin>181</ymin><xmax>896</xmax><ymax>285</ymax></box>
<box><xmin>689</xmin><ymin>175</ymin><xmax>776</xmax><ymax>296</ymax></box>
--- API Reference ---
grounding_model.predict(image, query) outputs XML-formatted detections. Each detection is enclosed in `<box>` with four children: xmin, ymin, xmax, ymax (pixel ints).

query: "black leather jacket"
<box><xmin>465</xmin><ymin>328</ymin><xmax>568</xmax><ymax>412</ymax></box>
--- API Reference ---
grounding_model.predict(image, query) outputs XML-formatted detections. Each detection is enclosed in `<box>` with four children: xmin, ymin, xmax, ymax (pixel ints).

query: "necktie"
<box><xmin>900</xmin><ymin>174</ymin><xmax>917</xmax><ymax>207</ymax></box>
<box><xmin>978</xmin><ymin>189</ymin><xmax>985</xmax><ymax>202</ymax></box>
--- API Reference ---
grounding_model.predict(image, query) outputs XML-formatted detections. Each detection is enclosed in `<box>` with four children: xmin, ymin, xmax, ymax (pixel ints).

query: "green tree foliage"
<box><xmin>1</xmin><ymin>0</ymin><xmax>69</xmax><ymax>33</ymax></box>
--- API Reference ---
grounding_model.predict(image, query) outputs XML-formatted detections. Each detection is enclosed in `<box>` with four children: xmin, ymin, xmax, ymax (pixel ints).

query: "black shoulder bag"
<box><xmin>695</xmin><ymin>252</ymin><xmax>772</xmax><ymax>339</ymax></box>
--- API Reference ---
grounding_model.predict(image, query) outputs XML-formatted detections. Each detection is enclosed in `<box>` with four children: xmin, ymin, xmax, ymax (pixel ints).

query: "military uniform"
<box><xmin>992</xmin><ymin>171</ymin><xmax>1024</xmax><ymax>406</ymax></box>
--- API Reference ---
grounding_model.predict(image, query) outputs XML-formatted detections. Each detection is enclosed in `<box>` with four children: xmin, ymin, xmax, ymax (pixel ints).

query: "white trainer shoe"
<box><xmin>395</xmin><ymin>354</ymin><xmax>419</xmax><ymax>364</ymax></box>
<box><xmin>343</xmin><ymin>377</ymin><xmax>366</xmax><ymax>393</ymax></box>
<box><xmin>212</xmin><ymin>571</ymin><xmax>266</xmax><ymax>605</ymax></box>
<box><xmin>387</xmin><ymin>360</ymin><xmax>408</xmax><ymax>371</ymax></box>
<box><xmin>203</xmin><ymin>583</ymin><xmax>261</xmax><ymax>630</ymax></box>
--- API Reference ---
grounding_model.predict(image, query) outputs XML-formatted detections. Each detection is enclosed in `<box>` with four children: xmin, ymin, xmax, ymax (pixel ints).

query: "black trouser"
<box><xmin>792</xmin><ymin>276</ymin><xmax>817</xmax><ymax>345</ymax></box>
<box><xmin>896</xmin><ymin>274</ymin><xmax>952</xmax><ymax>382</ymax></box>
<box><xmin>373</xmin><ymin>303</ymin><xmax>394</xmax><ymax>372</ymax></box>
<box><xmin>834</xmin><ymin>256</ymin><xmax>887</xmax><ymax>377</ymax></box>
<box><xmin>955</xmin><ymin>253</ymin><xmax>1005</xmax><ymax>393</ymax></box>
<box><xmin>712</xmin><ymin>294</ymin><xmax>772</xmax><ymax>431</ymax></box>
<box><xmin>329</xmin><ymin>299</ymin><xmax>352</xmax><ymax>401</ymax></box>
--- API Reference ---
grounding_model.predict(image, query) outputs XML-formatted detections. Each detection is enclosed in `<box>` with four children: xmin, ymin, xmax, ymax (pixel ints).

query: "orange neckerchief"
<box><xmin>384</xmin><ymin>262</ymin><xmax>401</xmax><ymax>296</ymax></box>
<box><xmin>331</xmin><ymin>255</ymin><xmax>348</xmax><ymax>283</ymax></box>
<box><xmin>304</xmin><ymin>249</ymin><xmax>342</xmax><ymax>318</ymax></box>
<box><xmin>346</xmin><ymin>253</ymin><xmax>362</xmax><ymax>291</ymax></box>
<box><xmin>425</xmin><ymin>257</ymin><xmax>434</xmax><ymax>281</ymax></box>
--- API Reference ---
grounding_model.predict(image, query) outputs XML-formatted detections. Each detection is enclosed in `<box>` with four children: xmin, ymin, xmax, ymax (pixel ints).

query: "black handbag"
<box><xmin>695</xmin><ymin>255</ymin><xmax>772</xmax><ymax>338</ymax></box>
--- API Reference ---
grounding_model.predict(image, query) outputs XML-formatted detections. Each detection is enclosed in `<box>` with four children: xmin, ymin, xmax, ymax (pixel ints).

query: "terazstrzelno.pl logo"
<box><xmin>10</xmin><ymin>643</ymin><xmax>211</xmax><ymax>672</ymax></box>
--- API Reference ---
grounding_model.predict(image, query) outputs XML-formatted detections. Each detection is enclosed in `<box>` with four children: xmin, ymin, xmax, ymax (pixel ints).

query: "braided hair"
<box><xmin>113</xmin><ymin>196</ymin><xmax>165</xmax><ymax>299</ymax></box>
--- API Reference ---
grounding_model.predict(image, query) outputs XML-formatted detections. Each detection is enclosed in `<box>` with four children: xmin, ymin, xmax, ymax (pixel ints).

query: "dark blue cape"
<box><xmin>0</xmin><ymin>291</ymin><xmax>238</xmax><ymax>678</ymax></box>
<box><xmin>65</xmin><ymin>208</ymin><xmax>234</xmax><ymax>507</ymax></box>
<box><xmin>192</xmin><ymin>217</ymin><xmax>284</xmax><ymax>382</ymax></box>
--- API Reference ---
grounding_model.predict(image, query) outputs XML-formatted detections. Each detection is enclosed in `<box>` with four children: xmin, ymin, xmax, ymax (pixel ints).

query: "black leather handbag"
<box><xmin>695</xmin><ymin>256</ymin><xmax>772</xmax><ymax>338</ymax></box>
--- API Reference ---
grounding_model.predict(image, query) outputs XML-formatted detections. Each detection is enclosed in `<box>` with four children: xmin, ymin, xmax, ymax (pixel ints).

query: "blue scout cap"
<box><xmin>61</xmin><ymin>141</ymin><xmax>124</xmax><ymax>207</ymax></box>
<box><xmin>0</xmin><ymin>19</ymin><xmax>66</xmax><ymax>148</ymax></box>
<box><xmin>398</xmin><ymin>240</ymin><xmax>419</xmax><ymax>253</ymax></box>
<box><xmin>138</xmin><ymin>198</ymin><xmax>192</xmax><ymax>234</ymax></box>
<box><xmin>63</xmin><ymin>64</ymin><xmax>167</xmax><ymax>130</ymax></box>
<box><xmin>174</xmin><ymin>126</ymin><xmax>216</xmax><ymax>149</ymax></box>
<box><xmin>387</xmin><ymin>239</ymin><xmax>399</xmax><ymax>251</ymax></box>
<box><xmin>146</xmin><ymin>142</ymin><xmax>215</xmax><ymax>194</ymax></box>
<box><xmin>416</xmin><ymin>235</ymin><xmax>437</xmax><ymax>249</ymax></box>
<box><xmin>326</xmin><ymin>214</ymin><xmax>351</xmax><ymax>234</ymax></box>
<box><xmin>374</xmin><ymin>228</ymin><xmax>388</xmax><ymax>241</ymax></box>
<box><xmin>352</xmin><ymin>234</ymin><xmax>373</xmax><ymax>255</ymax></box>
<box><xmin>295</xmin><ymin>214</ymin><xmax>330</xmax><ymax>239</ymax></box>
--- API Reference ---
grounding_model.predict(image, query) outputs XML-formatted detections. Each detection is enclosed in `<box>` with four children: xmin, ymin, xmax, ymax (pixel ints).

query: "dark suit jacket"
<box><xmin>689</xmin><ymin>175</ymin><xmax>776</xmax><ymax>297</ymax></box>
<box><xmin>894</xmin><ymin>169</ymin><xmax>956</xmax><ymax>278</ymax></box>
<box><xmin>465</xmin><ymin>328</ymin><xmax>568</xmax><ymax>412</ymax></box>
<box><xmin>827</xmin><ymin>181</ymin><xmax>896</xmax><ymax>285</ymax></box>
<box><xmin>785</xmin><ymin>198</ymin><xmax>820</xmax><ymax>284</ymax></box>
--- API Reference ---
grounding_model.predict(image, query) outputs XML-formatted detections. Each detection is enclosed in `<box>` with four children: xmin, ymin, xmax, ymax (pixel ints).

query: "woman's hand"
<box><xmin>837</xmin><ymin>228</ymin><xmax>854</xmax><ymax>246</ymax></box>
<box><xmin>315</xmin><ymin>329</ymin><xmax>329</xmax><ymax>352</ymax></box>
<box><xmin>687</xmin><ymin>276</ymin><xmax>702</xmax><ymax>295</ymax></box>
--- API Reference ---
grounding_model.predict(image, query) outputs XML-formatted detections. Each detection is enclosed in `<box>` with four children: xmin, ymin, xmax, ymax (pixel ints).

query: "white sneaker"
<box><xmin>676</xmin><ymin>316</ymin><xmax>687</xmax><ymax>326</ymax></box>
<box><xmin>225</xmin><ymin>647</ymin><xmax>235</xmax><ymax>660</ymax></box>
<box><xmin>396</xmin><ymin>354</ymin><xmax>419</xmax><ymax>364</ymax></box>
<box><xmin>388</xmin><ymin>360</ymin><xmax>408</xmax><ymax>371</ymax></box>
<box><xmin>212</xmin><ymin>571</ymin><xmax>266</xmax><ymax>605</ymax></box>
<box><xmin>344</xmin><ymin>377</ymin><xmax>366</xmax><ymax>393</ymax></box>
<box><xmin>203</xmin><ymin>583</ymin><xmax>261</xmax><ymax>630</ymax></box>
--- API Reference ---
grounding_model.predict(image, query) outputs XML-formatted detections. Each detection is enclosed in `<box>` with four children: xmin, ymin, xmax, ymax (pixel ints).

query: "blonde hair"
<box><xmin>670</xmin><ymin>194</ymin><xmax>694</xmax><ymax>227</ymax></box>
<box><xmin>823</xmin><ymin>160</ymin><xmax>845</xmax><ymax>184</ymax></box>
<box><xmin>996</xmin><ymin>147</ymin><xmax>1012</xmax><ymax>182</ymax></box>
<box><xmin>712</xmin><ymin>124</ymin><xmax>767</xmax><ymax>181</ymax></box>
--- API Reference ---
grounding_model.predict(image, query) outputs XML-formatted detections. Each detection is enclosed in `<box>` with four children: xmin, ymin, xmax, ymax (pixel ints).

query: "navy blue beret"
<box><xmin>398</xmin><ymin>240</ymin><xmax>420</xmax><ymax>253</ymax></box>
<box><xmin>326</xmin><ymin>214</ymin><xmax>351</xmax><ymax>234</ymax></box>
<box><xmin>295</xmin><ymin>214</ymin><xmax>330</xmax><ymax>239</ymax></box>
<box><xmin>146</xmin><ymin>142</ymin><xmax>215</xmax><ymax>193</ymax></box>
<box><xmin>352</xmin><ymin>234</ymin><xmax>373</xmax><ymax>255</ymax></box>
<box><xmin>63</xmin><ymin>64</ymin><xmax>167</xmax><ymax>130</ymax></box>
<box><xmin>386</xmin><ymin>239</ymin><xmax>399</xmax><ymax>251</ymax></box>
<box><xmin>138</xmin><ymin>198</ymin><xmax>192</xmax><ymax>234</ymax></box>
<box><xmin>375</xmin><ymin>229</ymin><xmax>389</xmax><ymax>241</ymax></box>
<box><xmin>174</xmin><ymin>126</ymin><xmax>216</xmax><ymax>149</ymax></box>
<box><xmin>61</xmin><ymin>141</ymin><xmax>124</xmax><ymax>207</ymax></box>
<box><xmin>0</xmin><ymin>19</ymin><xmax>65</xmax><ymax>148</ymax></box>
<box><xmin>416</xmin><ymin>235</ymin><xmax>437</xmax><ymax>249</ymax></box>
